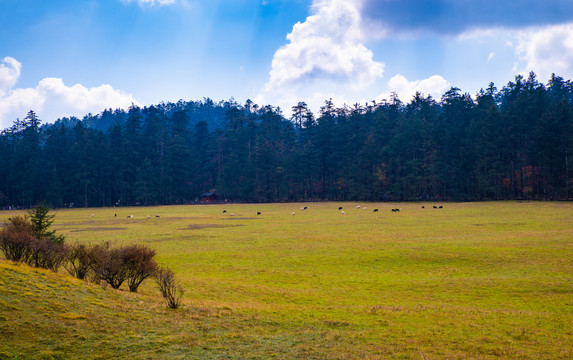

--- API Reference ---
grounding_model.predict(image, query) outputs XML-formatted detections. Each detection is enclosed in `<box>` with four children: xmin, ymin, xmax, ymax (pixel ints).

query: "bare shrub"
<box><xmin>90</xmin><ymin>243</ymin><xmax>158</xmax><ymax>291</ymax></box>
<box><xmin>25</xmin><ymin>237</ymin><xmax>68</xmax><ymax>270</ymax></box>
<box><xmin>65</xmin><ymin>243</ymin><xmax>99</xmax><ymax>280</ymax></box>
<box><xmin>1</xmin><ymin>215</ymin><xmax>67</xmax><ymax>270</ymax></box>
<box><xmin>154</xmin><ymin>266</ymin><xmax>184</xmax><ymax>309</ymax></box>
<box><xmin>91</xmin><ymin>244</ymin><xmax>129</xmax><ymax>289</ymax></box>
<box><xmin>0</xmin><ymin>216</ymin><xmax>35</xmax><ymax>261</ymax></box>
<box><xmin>122</xmin><ymin>244</ymin><xmax>157</xmax><ymax>292</ymax></box>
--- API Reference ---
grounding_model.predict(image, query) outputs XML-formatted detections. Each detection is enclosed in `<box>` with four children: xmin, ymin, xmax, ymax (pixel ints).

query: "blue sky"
<box><xmin>1</xmin><ymin>0</ymin><xmax>573</xmax><ymax>128</ymax></box>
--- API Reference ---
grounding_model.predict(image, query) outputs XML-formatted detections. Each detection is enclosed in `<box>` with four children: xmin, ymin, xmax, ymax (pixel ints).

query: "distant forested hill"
<box><xmin>58</xmin><ymin>98</ymin><xmax>232</xmax><ymax>132</ymax></box>
<box><xmin>0</xmin><ymin>73</ymin><xmax>571</xmax><ymax>208</ymax></box>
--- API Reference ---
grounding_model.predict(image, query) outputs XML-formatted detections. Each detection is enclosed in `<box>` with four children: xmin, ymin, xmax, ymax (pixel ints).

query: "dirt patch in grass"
<box><xmin>185</xmin><ymin>224</ymin><xmax>244</xmax><ymax>230</ymax></box>
<box><xmin>69</xmin><ymin>227</ymin><xmax>128</xmax><ymax>232</ymax></box>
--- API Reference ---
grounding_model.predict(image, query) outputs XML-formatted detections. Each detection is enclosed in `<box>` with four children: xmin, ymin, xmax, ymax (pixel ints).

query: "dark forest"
<box><xmin>1</xmin><ymin>72</ymin><xmax>571</xmax><ymax>208</ymax></box>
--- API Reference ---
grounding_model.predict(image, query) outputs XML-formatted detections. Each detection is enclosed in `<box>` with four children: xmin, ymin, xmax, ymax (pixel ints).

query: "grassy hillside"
<box><xmin>1</xmin><ymin>202</ymin><xmax>572</xmax><ymax>359</ymax></box>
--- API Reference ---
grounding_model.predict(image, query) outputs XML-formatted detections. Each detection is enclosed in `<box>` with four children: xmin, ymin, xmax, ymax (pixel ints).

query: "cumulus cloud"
<box><xmin>361</xmin><ymin>0</ymin><xmax>573</xmax><ymax>35</ymax></box>
<box><xmin>258</xmin><ymin>0</ymin><xmax>384</xmax><ymax>114</ymax></box>
<box><xmin>514</xmin><ymin>23</ymin><xmax>573</xmax><ymax>80</ymax></box>
<box><xmin>0</xmin><ymin>58</ymin><xmax>139</xmax><ymax>130</ymax></box>
<box><xmin>0</xmin><ymin>57</ymin><xmax>21</xmax><ymax>97</ymax></box>
<box><xmin>380</xmin><ymin>74</ymin><xmax>450</xmax><ymax>103</ymax></box>
<box><xmin>458</xmin><ymin>22</ymin><xmax>573</xmax><ymax>82</ymax></box>
<box><xmin>265</xmin><ymin>0</ymin><xmax>384</xmax><ymax>91</ymax></box>
<box><xmin>120</xmin><ymin>0</ymin><xmax>177</xmax><ymax>7</ymax></box>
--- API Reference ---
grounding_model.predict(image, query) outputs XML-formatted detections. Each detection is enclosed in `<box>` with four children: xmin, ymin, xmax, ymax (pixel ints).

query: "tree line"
<box><xmin>0</xmin><ymin>72</ymin><xmax>571</xmax><ymax>207</ymax></box>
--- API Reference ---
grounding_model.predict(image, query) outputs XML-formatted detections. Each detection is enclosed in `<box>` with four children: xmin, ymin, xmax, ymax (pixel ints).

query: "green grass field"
<box><xmin>1</xmin><ymin>202</ymin><xmax>572</xmax><ymax>359</ymax></box>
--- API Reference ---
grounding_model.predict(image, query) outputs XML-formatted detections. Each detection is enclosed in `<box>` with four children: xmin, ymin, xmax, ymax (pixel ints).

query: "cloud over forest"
<box><xmin>0</xmin><ymin>57</ymin><xmax>138</xmax><ymax>129</ymax></box>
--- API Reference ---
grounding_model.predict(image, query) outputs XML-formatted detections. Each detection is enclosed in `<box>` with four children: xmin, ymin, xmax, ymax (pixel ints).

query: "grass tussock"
<box><xmin>1</xmin><ymin>201</ymin><xmax>572</xmax><ymax>359</ymax></box>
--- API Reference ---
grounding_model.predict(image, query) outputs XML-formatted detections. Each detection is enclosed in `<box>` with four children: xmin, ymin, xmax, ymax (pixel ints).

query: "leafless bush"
<box><xmin>0</xmin><ymin>216</ymin><xmax>35</xmax><ymax>262</ymax></box>
<box><xmin>90</xmin><ymin>243</ymin><xmax>158</xmax><ymax>291</ymax></box>
<box><xmin>25</xmin><ymin>237</ymin><xmax>68</xmax><ymax>270</ymax></box>
<box><xmin>1</xmin><ymin>210</ymin><xmax>67</xmax><ymax>270</ymax></box>
<box><xmin>122</xmin><ymin>244</ymin><xmax>157</xmax><ymax>292</ymax></box>
<box><xmin>154</xmin><ymin>266</ymin><xmax>184</xmax><ymax>309</ymax></box>
<box><xmin>91</xmin><ymin>244</ymin><xmax>129</xmax><ymax>289</ymax></box>
<box><xmin>65</xmin><ymin>243</ymin><xmax>100</xmax><ymax>280</ymax></box>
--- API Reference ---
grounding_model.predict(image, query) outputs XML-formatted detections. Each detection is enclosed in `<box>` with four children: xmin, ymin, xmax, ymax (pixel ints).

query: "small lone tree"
<box><xmin>28</xmin><ymin>203</ymin><xmax>65</xmax><ymax>244</ymax></box>
<box><xmin>154</xmin><ymin>266</ymin><xmax>184</xmax><ymax>309</ymax></box>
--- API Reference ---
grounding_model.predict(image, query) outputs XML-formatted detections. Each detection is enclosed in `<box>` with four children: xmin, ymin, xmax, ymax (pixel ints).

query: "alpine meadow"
<box><xmin>0</xmin><ymin>202</ymin><xmax>572</xmax><ymax>359</ymax></box>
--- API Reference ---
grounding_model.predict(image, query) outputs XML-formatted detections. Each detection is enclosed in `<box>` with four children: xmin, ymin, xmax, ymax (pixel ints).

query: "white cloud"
<box><xmin>379</xmin><ymin>74</ymin><xmax>450</xmax><ymax>103</ymax></box>
<box><xmin>515</xmin><ymin>23</ymin><xmax>573</xmax><ymax>80</ymax></box>
<box><xmin>258</xmin><ymin>0</ymin><xmax>384</xmax><ymax>115</ymax></box>
<box><xmin>488</xmin><ymin>52</ymin><xmax>495</xmax><ymax>62</ymax></box>
<box><xmin>120</xmin><ymin>0</ymin><xmax>177</xmax><ymax>7</ymax></box>
<box><xmin>0</xmin><ymin>58</ymin><xmax>139</xmax><ymax>130</ymax></box>
<box><xmin>0</xmin><ymin>57</ymin><xmax>21</xmax><ymax>97</ymax></box>
<box><xmin>458</xmin><ymin>22</ymin><xmax>573</xmax><ymax>82</ymax></box>
<box><xmin>264</xmin><ymin>0</ymin><xmax>383</xmax><ymax>91</ymax></box>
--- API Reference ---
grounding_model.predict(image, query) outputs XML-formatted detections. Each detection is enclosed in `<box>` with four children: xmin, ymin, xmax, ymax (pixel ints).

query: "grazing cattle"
<box><xmin>439</xmin><ymin>205</ymin><xmax>443</xmax><ymax>209</ymax></box>
<box><xmin>90</xmin><ymin>214</ymin><xmax>95</xmax><ymax>217</ymax></box>
<box><xmin>356</xmin><ymin>205</ymin><xmax>361</xmax><ymax>209</ymax></box>
<box><xmin>230</xmin><ymin>213</ymin><xmax>234</xmax><ymax>216</ymax></box>
<box><xmin>341</xmin><ymin>211</ymin><xmax>346</xmax><ymax>215</ymax></box>
<box><xmin>421</xmin><ymin>206</ymin><xmax>425</xmax><ymax>209</ymax></box>
<box><xmin>291</xmin><ymin>212</ymin><xmax>295</xmax><ymax>216</ymax></box>
<box><xmin>373</xmin><ymin>209</ymin><xmax>378</xmax><ymax>212</ymax></box>
<box><xmin>300</xmin><ymin>207</ymin><xmax>304</xmax><ymax>210</ymax></box>
<box><xmin>147</xmin><ymin>215</ymin><xmax>150</xmax><ymax>219</ymax></box>
<box><xmin>127</xmin><ymin>215</ymin><xmax>133</xmax><ymax>218</ymax></box>
<box><xmin>363</xmin><ymin>207</ymin><xmax>367</xmax><ymax>210</ymax></box>
<box><xmin>155</xmin><ymin>215</ymin><xmax>160</xmax><ymax>218</ymax></box>
<box><xmin>223</xmin><ymin>210</ymin><xmax>227</xmax><ymax>213</ymax></box>
<box><xmin>114</xmin><ymin>214</ymin><xmax>117</xmax><ymax>217</ymax></box>
<box><xmin>433</xmin><ymin>206</ymin><xmax>437</xmax><ymax>209</ymax></box>
<box><xmin>304</xmin><ymin>206</ymin><xmax>308</xmax><ymax>210</ymax></box>
<box><xmin>257</xmin><ymin>212</ymin><xmax>261</xmax><ymax>215</ymax></box>
<box><xmin>338</xmin><ymin>207</ymin><xmax>343</xmax><ymax>210</ymax></box>
<box><xmin>392</xmin><ymin>208</ymin><xmax>400</xmax><ymax>212</ymax></box>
